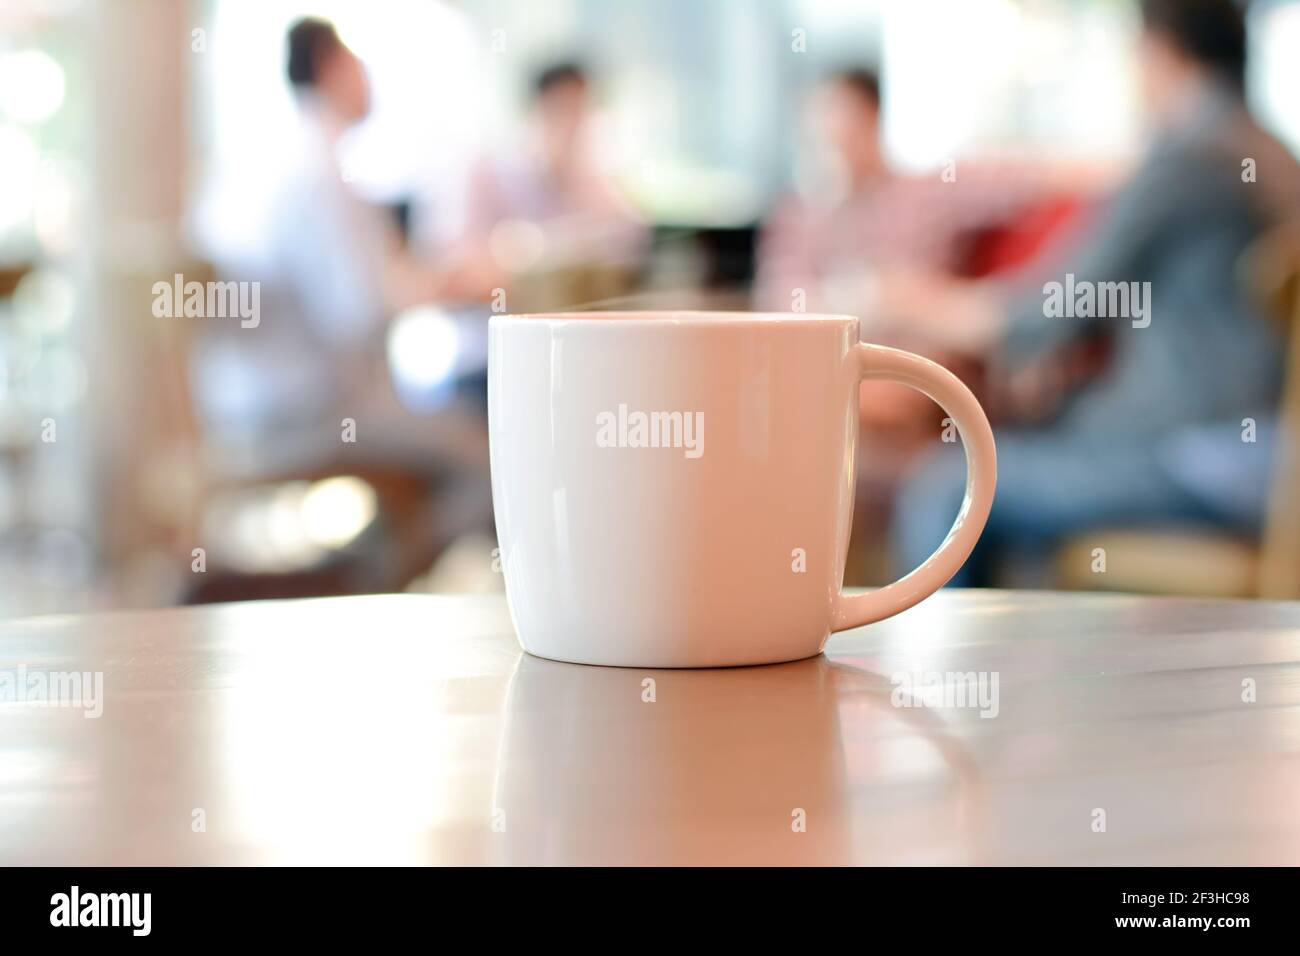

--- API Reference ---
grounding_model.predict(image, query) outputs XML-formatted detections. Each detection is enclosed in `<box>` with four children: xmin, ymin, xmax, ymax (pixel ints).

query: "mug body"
<box><xmin>489</xmin><ymin>311</ymin><xmax>860</xmax><ymax>667</ymax></box>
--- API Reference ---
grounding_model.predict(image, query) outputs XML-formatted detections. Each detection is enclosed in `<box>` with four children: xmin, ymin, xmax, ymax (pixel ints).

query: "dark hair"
<box><xmin>1140</xmin><ymin>0</ymin><xmax>1247</xmax><ymax>90</ymax></box>
<box><xmin>827</xmin><ymin>68</ymin><xmax>881</xmax><ymax>108</ymax></box>
<box><xmin>286</xmin><ymin>17</ymin><xmax>343</xmax><ymax>88</ymax></box>
<box><xmin>533</xmin><ymin>61</ymin><xmax>588</xmax><ymax>99</ymax></box>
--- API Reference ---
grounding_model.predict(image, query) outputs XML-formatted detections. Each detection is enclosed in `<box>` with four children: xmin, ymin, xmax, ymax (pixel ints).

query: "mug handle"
<box><xmin>832</xmin><ymin>343</ymin><xmax>998</xmax><ymax>631</ymax></box>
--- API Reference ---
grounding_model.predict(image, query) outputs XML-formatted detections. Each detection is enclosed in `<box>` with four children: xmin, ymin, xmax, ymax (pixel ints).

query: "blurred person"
<box><xmin>193</xmin><ymin>17</ymin><xmax>469</xmax><ymax>440</ymax></box>
<box><xmin>893</xmin><ymin>0</ymin><xmax>1300</xmax><ymax>586</ymax></box>
<box><xmin>190</xmin><ymin>18</ymin><xmax>493</xmax><ymax>557</ymax></box>
<box><xmin>757</xmin><ymin>68</ymin><xmax>1089</xmax><ymax>448</ymax></box>
<box><xmin>452</xmin><ymin>61</ymin><xmax>647</xmax><ymax>284</ymax></box>
<box><xmin>755</xmin><ymin>68</ymin><xmax>1059</xmax><ymax>320</ymax></box>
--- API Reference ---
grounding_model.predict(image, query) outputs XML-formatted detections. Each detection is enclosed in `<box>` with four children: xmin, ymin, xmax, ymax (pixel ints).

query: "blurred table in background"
<box><xmin>2</xmin><ymin>590</ymin><xmax>1298</xmax><ymax>865</ymax></box>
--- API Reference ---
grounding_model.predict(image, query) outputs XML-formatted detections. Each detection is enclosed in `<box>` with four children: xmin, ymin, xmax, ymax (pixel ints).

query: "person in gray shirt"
<box><xmin>893</xmin><ymin>0</ymin><xmax>1300</xmax><ymax>585</ymax></box>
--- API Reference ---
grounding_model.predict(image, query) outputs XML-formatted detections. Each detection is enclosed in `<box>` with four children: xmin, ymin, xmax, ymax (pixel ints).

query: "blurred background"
<box><xmin>1</xmin><ymin>0</ymin><xmax>1298</xmax><ymax>618</ymax></box>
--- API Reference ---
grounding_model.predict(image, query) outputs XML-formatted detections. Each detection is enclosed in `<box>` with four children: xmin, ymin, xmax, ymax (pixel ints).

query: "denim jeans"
<box><xmin>892</xmin><ymin>431</ymin><xmax>1226</xmax><ymax>588</ymax></box>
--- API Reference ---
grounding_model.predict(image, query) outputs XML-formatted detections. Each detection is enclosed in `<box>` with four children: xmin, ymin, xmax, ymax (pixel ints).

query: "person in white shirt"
<box><xmin>194</xmin><ymin>17</ymin><xmax>459</xmax><ymax>441</ymax></box>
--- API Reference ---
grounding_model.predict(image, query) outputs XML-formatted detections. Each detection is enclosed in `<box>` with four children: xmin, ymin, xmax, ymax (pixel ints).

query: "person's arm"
<box><xmin>996</xmin><ymin>146</ymin><xmax>1191</xmax><ymax>364</ymax></box>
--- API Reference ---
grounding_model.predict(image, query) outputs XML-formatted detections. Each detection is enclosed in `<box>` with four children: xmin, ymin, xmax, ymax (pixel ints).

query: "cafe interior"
<box><xmin>1</xmin><ymin>0</ymin><xmax>1299</xmax><ymax>621</ymax></box>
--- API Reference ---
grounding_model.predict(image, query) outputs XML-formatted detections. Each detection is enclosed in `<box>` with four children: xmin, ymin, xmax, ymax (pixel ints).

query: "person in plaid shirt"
<box><xmin>754</xmin><ymin>68</ymin><xmax>1058</xmax><ymax>325</ymax></box>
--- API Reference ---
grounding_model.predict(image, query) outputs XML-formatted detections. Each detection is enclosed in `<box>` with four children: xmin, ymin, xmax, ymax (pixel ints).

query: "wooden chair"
<box><xmin>153</xmin><ymin>260</ymin><xmax>503</xmax><ymax>604</ymax></box>
<box><xmin>1054</xmin><ymin>221</ymin><xmax>1300</xmax><ymax>598</ymax></box>
<box><xmin>0</xmin><ymin>264</ymin><xmax>36</xmax><ymax>535</ymax></box>
<box><xmin>1252</xmin><ymin>223</ymin><xmax>1300</xmax><ymax>598</ymax></box>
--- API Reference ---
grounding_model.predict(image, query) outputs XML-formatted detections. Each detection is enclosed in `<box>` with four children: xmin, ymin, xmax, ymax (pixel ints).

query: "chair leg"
<box><xmin>1258</xmin><ymin>294</ymin><xmax>1300</xmax><ymax>600</ymax></box>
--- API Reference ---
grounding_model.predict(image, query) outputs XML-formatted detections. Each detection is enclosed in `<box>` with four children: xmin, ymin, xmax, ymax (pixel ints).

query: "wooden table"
<box><xmin>2</xmin><ymin>590</ymin><xmax>1298</xmax><ymax>865</ymax></box>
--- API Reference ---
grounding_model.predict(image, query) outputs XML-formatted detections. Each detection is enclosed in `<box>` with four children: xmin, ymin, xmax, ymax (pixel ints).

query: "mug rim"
<box><xmin>491</xmin><ymin>310</ymin><xmax>858</xmax><ymax>325</ymax></box>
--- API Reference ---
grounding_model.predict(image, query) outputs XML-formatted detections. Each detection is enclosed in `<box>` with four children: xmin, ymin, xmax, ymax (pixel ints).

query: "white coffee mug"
<box><xmin>489</xmin><ymin>311</ymin><xmax>996</xmax><ymax>667</ymax></box>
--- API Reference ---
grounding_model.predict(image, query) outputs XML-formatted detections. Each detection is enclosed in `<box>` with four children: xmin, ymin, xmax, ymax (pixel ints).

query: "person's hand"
<box><xmin>870</xmin><ymin>267</ymin><xmax>1006</xmax><ymax>355</ymax></box>
<box><xmin>436</xmin><ymin>244</ymin><xmax>507</xmax><ymax>302</ymax></box>
<box><xmin>858</xmin><ymin>378</ymin><xmax>935</xmax><ymax>430</ymax></box>
<box><xmin>995</xmin><ymin>357</ymin><xmax>1070</xmax><ymax>423</ymax></box>
<box><xmin>990</xmin><ymin>333</ymin><xmax>1113</xmax><ymax>423</ymax></box>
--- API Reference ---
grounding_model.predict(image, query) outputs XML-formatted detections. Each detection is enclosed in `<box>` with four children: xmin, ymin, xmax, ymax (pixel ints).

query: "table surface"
<box><xmin>2</xmin><ymin>590</ymin><xmax>1298</xmax><ymax>865</ymax></box>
